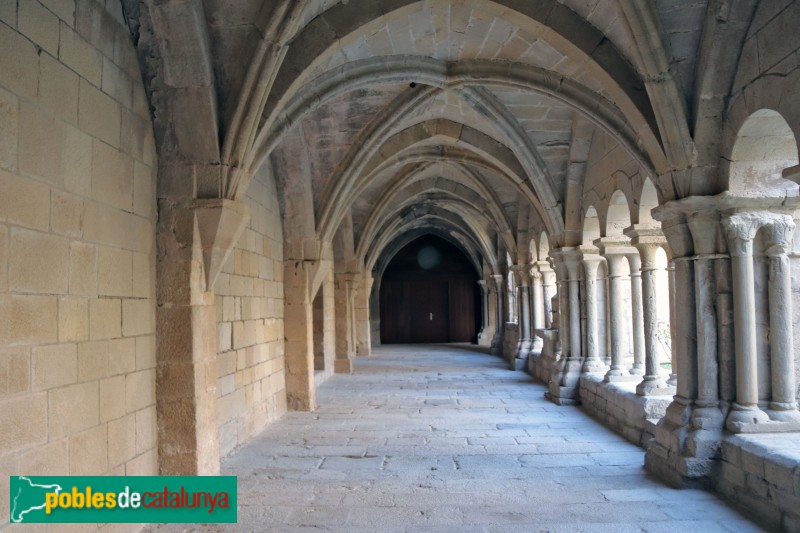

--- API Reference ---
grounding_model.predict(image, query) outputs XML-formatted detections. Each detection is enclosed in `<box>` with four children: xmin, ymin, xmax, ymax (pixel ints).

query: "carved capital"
<box><xmin>723</xmin><ymin>213</ymin><xmax>762</xmax><ymax>256</ymax></box>
<box><xmin>766</xmin><ymin>216</ymin><xmax>796</xmax><ymax>256</ymax></box>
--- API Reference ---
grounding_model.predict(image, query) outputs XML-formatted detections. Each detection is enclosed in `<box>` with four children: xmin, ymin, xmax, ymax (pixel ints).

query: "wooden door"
<box><xmin>410</xmin><ymin>280</ymin><xmax>449</xmax><ymax>342</ymax></box>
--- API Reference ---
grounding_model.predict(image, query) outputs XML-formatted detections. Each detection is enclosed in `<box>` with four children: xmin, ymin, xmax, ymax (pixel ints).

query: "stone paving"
<box><xmin>146</xmin><ymin>344</ymin><xmax>765</xmax><ymax>532</ymax></box>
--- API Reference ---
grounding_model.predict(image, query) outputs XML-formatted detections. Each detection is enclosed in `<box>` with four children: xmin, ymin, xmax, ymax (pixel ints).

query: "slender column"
<box><xmin>477</xmin><ymin>280</ymin><xmax>489</xmax><ymax>332</ymax></box>
<box><xmin>723</xmin><ymin>214</ymin><xmax>770</xmax><ymax>429</ymax></box>
<box><xmin>515</xmin><ymin>268</ymin><xmax>533</xmax><ymax>361</ymax></box>
<box><xmin>766</xmin><ymin>217</ymin><xmax>799</xmax><ymax>418</ymax></box>
<box><xmin>550</xmin><ymin>252</ymin><xmax>571</xmax><ymax>363</ymax></box>
<box><xmin>666</xmin><ymin>260</ymin><xmax>678</xmax><ymax>386</ymax></box>
<box><xmin>564</xmin><ymin>251</ymin><xmax>582</xmax><ymax>366</ymax></box>
<box><xmin>539</xmin><ymin>261</ymin><xmax>556</xmax><ymax>329</ymax></box>
<box><xmin>627</xmin><ymin>253</ymin><xmax>645</xmax><ymax>376</ymax></box>
<box><xmin>333</xmin><ymin>273</ymin><xmax>356</xmax><ymax>374</ymax></box>
<box><xmin>490</xmin><ymin>274</ymin><xmax>504</xmax><ymax>356</ymax></box>
<box><xmin>530</xmin><ymin>265</ymin><xmax>544</xmax><ymax>354</ymax></box>
<box><xmin>632</xmin><ymin>241</ymin><xmax>670</xmax><ymax>394</ymax></box>
<box><xmin>581</xmin><ymin>253</ymin><xmax>605</xmax><ymax>373</ymax></box>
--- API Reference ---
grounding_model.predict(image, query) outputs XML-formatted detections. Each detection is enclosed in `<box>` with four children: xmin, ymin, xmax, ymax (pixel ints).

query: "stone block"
<box><xmin>17</xmin><ymin>438</ymin><xmax>69</xmax><ymax>475</ymax></box>
<box><xmin>0</xmin><ymin>393</ymin><xmax>47</xmax><ymax>455</ymax></box>
<box><xmin>19</xmin><ymin>102</ymin><xmax>64</xmax><ymax>186</ymax></box>
<box><xmin>135</xmin><ymin>334</ymin><xmax>155</xmax><ymax>370</ymax></box>
<box><xmin>63</xmin><ymin>123</ymin><xmax>93</xmax><ymax>195</ymax></box>
<box><xmin>135</xmin><ymin>405</ymin><xmax>156</xmax><ymax>455</ymax></box>
<box><xmin>38</xmin><ymin>51</ymin><xmax>79</xmax><ymax>124</ymax></box>
<box><xmin>106</xmin><ymin>338</ymin><xmax>135</xmax><ymax>378</ymax></box>
<box><xmin>0</xmin><ymin>170</ymin><xmax>50</xmax><ymax>231</ymax></box>
<box><xmin>89</xmin><ymin>298</ymin><xmax>121</xmax><ymax>340</ymax></box>
<box><xmin>75</xmin><ymin>0</ymin><xmax>116</xmax><ymax>57</ymax></box>
<box><xmin>69</xmin><ymin>241</ymin><xmax>97</xmax><ymax>296</ymax></box>
<box><xmin>102</xmin><ymin>56</ymin><xmax>132</xmax><ymax>109</ymax></box>
<box><xmin>84</xmin><ymin>200</ymin><xmax>151</xmax><ymax>253</ymax></box>
<box><xmin>108</xmin><ymin>413</ymin><xmax>136</xmax><ymax>467</ymax></box>
<box><xmin>98</xmin><ymin>246</ymin><xmax>132</xmax><ymax>297</ymax></box>
<box><xmin>126</xmin><ymin>449</ymin><xmax>157</xmax><ymax>476</ymax></box>
<box><xmin>131</xmin><ymin>252</ymin><xmax>153</xmax><ymax>299</ymax></box>
<box><xmin>79</xmin><ymin>78</ymin><xmax>120</xmax><ymax>147</ymax></box>
<box><xmin>0</xmin><ymin>22</ymin><xmax>39</xmax><ymax>99</ymax></box>
<box><xmin>51</xmin><ymin>191</ymin><xmax>84</xmax><ymax>238</ymax></box>
<box><xmin>8</xmin><ymin>295</ymin><xmax>58</xmax><ymax>344</ymax></box>
<box><xmin>0</xmin><ymin>86</ymin><xmax>18</xmax><ymax>171</ymax></box>
<box><xmin>133</xmin><ymin>161</ymin><xmax>155</xmax><ymax>219</ymax></box>
<box><xmin>0</xmin><ymin>346</ymin><xmax>30</xmax><ymax>395</ymax></box>
<box><xmin>122</xmin><ymin>298</ymin><xmax>153</xmax><ymax>337</ymax></box>
<box><xmin>19</xmin><ymin>0</ymin><xmax>60</xmax><ymax>56</ymax></box>
<box><xmin>92</xmin><ymin>139</ymin><xmax>133</xmax><ymax>211</ymax></box>
<box><xmin>58</xmin><ymin>297</ymin><xmax>88</xmax><ymax>342</ymax></box>
<box><xmin>0</xmin><ymin>0</ymin><xmax>16</xmax><ymax>27</ymax></box>
<box><xmin>59</xmin><ymin>21</ymin><xmax>102</xmax><ymax>86</ymax></box>
<box><xmin>9</xmin><ymin>228</ymin><xmax>69</xmax><ymax>294</ymax></box>
<box><xmin>69</xmin><ymin>424</ymin><xmax>108</xmax><ymax>475</ymax></box>
<box><xmin>78</xmin><ymin>340</ymin><xmax>108</xmax><ymax>381</ymax></box>
<box><xmin>40</xmin><ymin>0</ymin><xmax>76</xmax><ymax>24</ymax></box>
<box><xmin>32</xmin><ymin>343</ymin><xmax>77</xmax><ymax>391</ymax></box>
<box><xmin>100</xmin><ymin>374</ymin><xmax>126</xmax><ymax>422</ymax></box>
<box><xmin>125</xmin><ymin>368</ymin><xmax>154</xmax><ymax>412</ymax></box>
<box><xmin>741</xmin><ymin>448</ymin><xmax>766</xmax><ymax>477</ymax></box>
<box><xmin>48</xmin><ymin>381</ymin><xmax>99</xmax><ymax>438</ymax></box>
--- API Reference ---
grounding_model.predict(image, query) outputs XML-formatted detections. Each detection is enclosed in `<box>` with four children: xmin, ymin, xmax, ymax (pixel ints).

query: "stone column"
<box><xmin>626</xmin><ymin>253</ymin><xmax>645</xmax><ymax>376</ymax></box>
<box><xmin>581</xmin><ymin>252</ymin><xmax>605</xmax><ymax>373</ymax></box>
<box><xmin>515</xmin><ymin>268</ymin><xmax>533</xmax><ymax>362</ymax></box>
<box><xmin>539</xmin><ymin>261</ymin><xmax>556</xmax><ymax>329</ymax></box>
<box><xmin>666</xmin><ymin>260</ymin><xmax>678</xmax><ymax>387</ymax></box>
<box><xmin>354</xmin><ymin>273</ymin><xmax>372</xmax><ymax>356</ymax></box>
<box><xmin>530</xmin><ymin>265</ymin><xmax>544</xmax><ymax>355</ymax></box>
<box><xmin>766</xmin><ymin>217</ymin><xmax>800</xmax><ymax>420</ymax></box>
<box><xmin>723</xmin><ymin>214</ymin><xmax>770</xmax><ymax>430</ymax></box>
<box><xmin>490</xmin><ymin>274</ymin><xmax>504</xmax><ymax>356</ymax></box>
<box><xmin>156</xmin><ymin>198</ymin><xmax>249</xmax><ymax>475</ymax></box>
<box><xmin>625</xmin><ymin>226</ymin><xmax>672</xmax><ymax>395</ymax></box>
<box><xmin>595</xmin><ymin>238</ymin><xmax>637</xmax><ymax>382</ymax></box>
<box><xmin>476</xmin><ymin>280</ymin><xmax>491</xmax><ymax>346</ymax></box>
<box><xmin>563</xmin><ymin>249</ymin><xmax>583</xmax><ymax>382</ymax></box>
<box><xmin>334</xmin><ymin>273</ymin><xmax>356</xmax><ymax>374</ymax></box>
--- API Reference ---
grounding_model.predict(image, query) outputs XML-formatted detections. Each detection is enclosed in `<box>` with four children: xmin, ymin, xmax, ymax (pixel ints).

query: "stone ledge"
<box><xmin>579</xmin><ymin>373</ymin><xmax>671</xmax><ymax>448</ymax></box>
<box><xmin>715</xmin><ymin>433</ymin><xmax>800</xmax><ymax>531</ymax></box>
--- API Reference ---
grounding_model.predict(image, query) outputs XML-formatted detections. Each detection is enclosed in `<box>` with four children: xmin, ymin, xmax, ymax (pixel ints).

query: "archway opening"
<box><xmin>379</xmin><ymin>234</ymin><xmax>480</xmax><ymax>344</ymax></box>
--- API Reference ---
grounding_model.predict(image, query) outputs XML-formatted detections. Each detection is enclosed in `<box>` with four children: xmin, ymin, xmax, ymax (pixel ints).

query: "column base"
<box><xmin>629</xmin><ymin>365</ymin><xmax>645</xmax><ymax>376</ymax></box>
<box><xmin>725</xmin><ymin>403</ymin><xmax>771</xmax><ymax>432</ymax></box>
<box><xmin>636</xmin><ymin>377</ymin><xmax>675</xmax><ymax>396</ymax></box>
<box><xmin>515</xmin><ymin>338</ymin><xmax>533</xmax><ymax>360</ymax></box>
<box><xmin>581</xmin><ymin>358</ymin><xmax>607</xmax><ymax>374</ymax></box>
<box><xmin>545</xmin><ymin>385</ymin><xmax>580</xmax><ymax>406</ymax></box>
<box><xmin>334</xmin><ymin>359</ymin><xmax>354</xmax><ymax>374</ymax></box>
<box><xmin>604</xmin><ymin>369</ymin><xmax>639</xmax><ymax>383</ymax></box>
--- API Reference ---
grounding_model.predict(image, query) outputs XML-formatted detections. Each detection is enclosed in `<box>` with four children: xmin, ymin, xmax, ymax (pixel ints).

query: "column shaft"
<box><xmin>628</xmin><ymin>254</ymin><xmax>645</xmax><ymax>375</ymax></box>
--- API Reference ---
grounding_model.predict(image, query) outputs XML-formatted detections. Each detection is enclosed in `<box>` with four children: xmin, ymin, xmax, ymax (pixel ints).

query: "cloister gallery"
<box><xmin>1</xmin><ymin>0</ymin><xmax>800</xmax><ymax>530</ymax></box>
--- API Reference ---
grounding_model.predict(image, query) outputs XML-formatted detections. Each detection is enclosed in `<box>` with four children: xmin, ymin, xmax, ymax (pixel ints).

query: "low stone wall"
<box><xmin>502</xmin><ymin>323</ymin><xmax>519</xmax><ymax>362</ymax></box>
<box><xmin>578</xmin><ymin>374</ymin><xmax>671</xmax><ymax>447</ymax></box>
<box><xmin>716</xmin><ymin>434</ymin><xmax>800</xmax><ymax>531</ymax></box>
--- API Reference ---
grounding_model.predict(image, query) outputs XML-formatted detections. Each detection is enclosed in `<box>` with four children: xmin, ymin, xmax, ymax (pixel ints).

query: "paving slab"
<box><xmin>144</xmin><ymin>344</ymin><xmax>765</xmax><ymax>532</ymax></box>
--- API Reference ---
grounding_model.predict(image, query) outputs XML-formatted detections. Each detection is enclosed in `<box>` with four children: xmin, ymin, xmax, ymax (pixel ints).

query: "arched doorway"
<box><xmin>380</xmin><ymin>235</ymin><xmax>480</xmax><ymax>343</ymax></box>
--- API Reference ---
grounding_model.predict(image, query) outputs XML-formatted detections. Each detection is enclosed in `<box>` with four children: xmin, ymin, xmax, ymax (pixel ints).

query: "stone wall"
<box><xmin>215</xmin><ymin>164</ymin><xmax>286</xmax><ymax>457</ymax></box>
<box><xmin>0</xmin><ymin>0</ymin><xmax>157</xmax><ymax>526</ymax></box>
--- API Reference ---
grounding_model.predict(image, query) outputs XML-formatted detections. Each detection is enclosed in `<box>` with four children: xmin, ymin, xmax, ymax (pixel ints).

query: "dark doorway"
<box><xmin>380</xmin><ymin>235</ymin><xmax>479</xmax><ymax>343</ymax></box>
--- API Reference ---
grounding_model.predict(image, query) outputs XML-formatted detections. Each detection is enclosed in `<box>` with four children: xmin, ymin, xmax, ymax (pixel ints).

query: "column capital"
<box><xmin>491</xmin><ymin>273</ymin><xmax>504</xmax><ymax>289</ymax></box>
<box><xmin>477</xmin><ymin>279</ymin><xmax>488</xmax><ymax>291</ymax></box>
<box><xmin>511</xmin><ymin>264</ymin><xmax>532</xmax><ymax>286</ymax></box>
<box><xmin>766</xmin><ymin>215</ymin><xmax>796</xmax><ymax>256</ymax></box>
<box><xmin>722</xmin><ymin>212</ymin><xmax>763</xmax><ymax>256</ymax></box>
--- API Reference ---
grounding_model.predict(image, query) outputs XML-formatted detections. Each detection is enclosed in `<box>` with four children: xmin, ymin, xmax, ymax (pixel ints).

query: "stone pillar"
<box><xmin>626</xmin><ymin>227</ymin><xmax>672</xmax><ymax>395</ymax></box>
<box><xmin>626</xmin><ymin>253</ymin><xmax>645</xmax><ymax>376</ymax></box>
<box><xmin>515</xmin><ymin>268</ymin><xmax>533</xmax><ymax>363</ymax></box>
<box><xmin>595</xmin><ymin>238</ymin><xmax>637</xmax><ymax>383</ymax></box>
<box><xmin>666</xmin><ymin>260</ymin><xmax>678</xmax><ymax>387</ymax></box>
<box><xmin>156</xmin><ymin>198</ymin><xmax>249</xmax><ymax>475</ymax></box>
<box><xmin>476</xmin><ymin>280</ymin><xmax>491</xmax><ymax>346</ymax></box>
<box><xmin>539</xmin><ymin>261</ymin><xmax>556</xmax><ymax>329</ymax></box>
<box><xmin>563</xmin><ymin>249</ymin><xmax>583</xmax><ymax>380</ymax></box>
<box><xmin>284</xmin><ymin>260</ymin><xmax>318</xmax><ymax>411</ymax></box>
<box><xmin>765</xmin><ymin>217</ymin><xmax>800</xmax><ymax>422</ymax></box>
<box><xmin>490</xmin><ymin>274</ymin><xmax>505</xmax><ymax>356</ymax></box>
<box><xmin>723</xmin><ymin>214</ymin><xmax>770</xmax><ymax>430</ymax></box>
<box><xmin>334</xmin><ymin>273</ymin><xmax>356</xmax><ymax>374</ymax></box>
<box><xmin>530</xmin><ymin>265</ymin><xmax>544</xmax><ymax>355</ymax></box>
<box><xmin>581</xmin><ymin>252</ymin><xmax>605</xmax><ymax>373</ymax></box>
<box><xmin>354</xmin><ymin>273</ymin><xmax>372</xmax><ymax>356</ymax></box>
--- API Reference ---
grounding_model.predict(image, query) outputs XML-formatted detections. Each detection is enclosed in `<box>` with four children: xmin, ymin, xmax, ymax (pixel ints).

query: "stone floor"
<box><xmin>147</xmin><ymin>344</ymin><xmax>765</xmax><ymax>532</ymax></box>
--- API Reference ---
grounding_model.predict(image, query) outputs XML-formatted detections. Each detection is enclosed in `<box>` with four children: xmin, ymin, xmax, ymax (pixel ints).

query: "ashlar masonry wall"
<box><xmin>0</xmin><ymin>0</ymin><xmax>158</xmax><ymax>527</ymax></box>
<box><xmin>215</xmin><ymin>163</ymin><xmax>287</xmax><ymax>457</ymax></box>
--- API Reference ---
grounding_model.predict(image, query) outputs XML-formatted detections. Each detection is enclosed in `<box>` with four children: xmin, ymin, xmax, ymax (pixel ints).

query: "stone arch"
<box><xmin>725</xmin><ymin>109</ymin><xmax>799</xmax><ymax>198</ymax></box>
<box><xmin>638</xmin><ymin>177</ymin><xmax>660</xmax><ymax>225</ymax></box>
<box><xmin>582</xmin><ymin>206</ymin><xmax>601</xmax><ymax>246</ymax></box>
<box><xmin>604</xmin><ymin>190</ymin><xmax>632</xmax><ymax>237</ymax></box>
